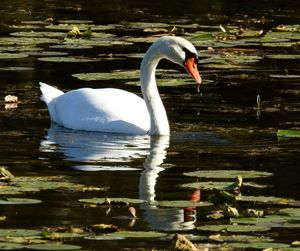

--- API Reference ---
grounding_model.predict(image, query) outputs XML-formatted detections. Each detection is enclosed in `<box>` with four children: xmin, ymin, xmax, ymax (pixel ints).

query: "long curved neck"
<box><xmin>140</xmin><ymin>46</ymin><xmax>170</xmax><ymax>136</ymax></box>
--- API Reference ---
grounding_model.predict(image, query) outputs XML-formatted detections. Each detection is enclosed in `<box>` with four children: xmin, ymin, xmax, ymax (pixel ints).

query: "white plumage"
<box><xmin>40</xmin><ymin>36</ymin><xmax>200</xmax><ymax>135</ymax></box>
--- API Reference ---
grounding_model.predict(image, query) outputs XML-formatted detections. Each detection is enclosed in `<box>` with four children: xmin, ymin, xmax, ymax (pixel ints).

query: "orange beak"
<box><xmin>184</xmin><ymin>57</ymin><xmax>202</xmax><ymax>91</ymax></box>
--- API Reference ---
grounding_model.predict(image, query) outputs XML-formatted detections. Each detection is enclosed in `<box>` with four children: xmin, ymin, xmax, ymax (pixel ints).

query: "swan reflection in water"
<box><xmin>40</xmin><ymin>124</ymin><xmax>199</xmax><ymax>231</ymax></box>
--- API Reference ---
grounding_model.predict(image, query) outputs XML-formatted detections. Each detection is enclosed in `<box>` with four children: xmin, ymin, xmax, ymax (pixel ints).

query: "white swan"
<box><xmin>40</xmin><ymin>36</ymin><xmax>201</xmax><ymax>135</ymax></box>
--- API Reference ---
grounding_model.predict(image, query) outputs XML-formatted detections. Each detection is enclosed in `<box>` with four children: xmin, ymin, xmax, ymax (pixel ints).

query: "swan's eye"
<box><xmin>183</xmin><ymin>48</ymin><xmax>198</xmax><ymax>65</ymax></box>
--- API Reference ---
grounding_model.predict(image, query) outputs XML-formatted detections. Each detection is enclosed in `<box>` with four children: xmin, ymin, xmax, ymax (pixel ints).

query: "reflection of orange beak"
<box><xmin>184</xmin><ymin>57</ymin><xmax>202</xmax><ymax>90</ymax></box>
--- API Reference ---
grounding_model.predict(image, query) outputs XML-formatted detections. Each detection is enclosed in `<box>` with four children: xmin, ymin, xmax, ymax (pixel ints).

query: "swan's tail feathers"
<box><xmin>39</xmin><ymin>82</ymin><xmax>64</xmax><ymax>104</ymax></box>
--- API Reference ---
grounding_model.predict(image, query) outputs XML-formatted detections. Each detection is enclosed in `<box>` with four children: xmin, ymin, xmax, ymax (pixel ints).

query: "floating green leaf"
<box><xmin>107</xmin><ymin>230</ymin><xmax>167</xmax><ymax>238</ymax></box>
<box><xmin>43</xmin><ymin>232</ymin><xmax>86</xmax><ymax>239</ymax></box>
<box><xmin>79</xmin><ymin>197</ymin><xmax>145</xmax><ymax>205</ymax></box>
<box><xmin>202</xmin><ymin>63</ymin><xmax>254</xmax><ymax>69</ymax></box>
<box><xmin>124</xmin><ymin>36</ymin><xmax>158</xmax><ymax>43</ymax></box>
<box><xmin>0</xmin><ymin>198</ymin><xmax>42</xmax><ymax>205</ymax></box>
<box><xmin>125</xmin><ymin>78</ymin><xmax>214</xmax><ymax>87</ymax></box>
<box><xmin>262</xmin><ymin>42</ymin><xmax>296</xmax><ymax>48</ymax></box>
<box><xmin>236</xmin><ymin>195</ymin><xmax>292</xmax><ymax>204</ymax></box>
<box><xmin>150</xmin><ymin>200</ymin><xmax>213</xmax><ymax>208</ymax></box>
<box><xmin>269</xmin><ymin>74</ymin><xmax>300</xmax><ymax>79</ymax></box>
<box><xmin>37</xmin><ymin>56</ymin><xmax>98</xmax><ymax>63</ymax></box>
<box><xmin>0</xmin><ymin>229</ymin><xmax>42</xmax><ymax>237</ymax></box>
<box><xmin>26</xmin><ymin>243</ymin><xmax>82</xmax><ymax>250</ymax></box>
<box><xmin>117</xmin><ymin>22</ymin><xmax>170</xmax><ymax>30</ymax></box>
<box><xmin>230</xmin><ymin>214</ymin><xmax>300</xmax><ymax>228</ymax></box>
<box><xmin>72</xmin><ymin>70</ymin><xmax>139</xmax><ymax>81</ymax></box>
<box><xmin>183</xmin><ymin>170</ymin><xmax>273</xmax><ymax>179</ymax></box>
<box><xmin>265</xmin><ymin>54</ymin><xmax>300</xmax><ymax>60</ymax></box>
<box><xmin>0</xmin><ymin>242</ymin><xmax>25</xmax><ymax>250</ymax></box>
<box><xmin>273</xmin><ymin>24</ymin><xmax>300</xmax><ymax>32</ymax></box>
<box><xmin>198</xmin><ymin>224</ymin><xmax>270</xmax><ymax>232</ymax></box>
<box><xmin>209</xmin><ymin>233</ymin><xmax>273</xmax><ymax>243</ymax></box>
<box><xmin>72</xmin><ymin>69</ymin><xmax>180</xmax><ymax>81</ymax></box>
<box><xmin>46</xmin><ymin>24</ymin><xmax>112</xmax><ymax>31</ymax></box>
<box><xmin>10</xmin><ymin>31</ymin><xmax>65</xmax><ymax>38</ymax></box>
<box><xmin>0</xmin><ymin>46</ymin><xmax>43</xmax><ymax>52</ymax></box>
<box><xmin>261</xmin><ymin>31</ymin><xmax>300</xmax><ymax>41</ymax></box>
<box><xmin>228</xmin><ymin>242</ymin><xmax>291</xmax><ymax>249</ymax></box>
<box><xmin>0</xmin><ymin>53</ymin><xmax>28</xmax><ymax>60</ymax></box>
<box><xmin>279</xmin><ymin>208</ymin><xmax>300</xmax><ymax>218</ymax></box>
<box><xmin>277</xmin><ymin>129</ymin><xmax>300</xmax><ymax>138</ymax></box>
<box><xmin>181</xmin><ymin>181</ymin><xmax>238</xmax><ymax>190</ymax></box>
<box><xmin>49</xmin><ymin>44</ymin><xmax>93</xmax><ymax>50</ymax></box>
<box><xmin>0</xmin><ymin>37</ymin><xmax>60</xmax><ymax>46</ymax></box>
<box><xmin>26</xmin><ymin>51</ymin><xmax>68</xmax><ymax>57</ymax></box>
<box><xmin>57</xmin><ymin>20</ymin><xmax>94</xmax><ymax>24</ymax></box>
<box><xmin>0</xmin><ymin>175</ymin><xmax>104</xmax><ymax>195</ymax></box>
<box><xmin>84</xmin><ymin>235</ymin><xmax>124</xmax><ymax>241</ymax></box>
<box><xmin>0</xmin><ymin>67</ymin><xmax>34</xmax><ymax>71</ymax></box>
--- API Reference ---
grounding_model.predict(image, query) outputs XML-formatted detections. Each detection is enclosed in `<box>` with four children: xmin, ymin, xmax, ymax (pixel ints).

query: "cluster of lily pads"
<box><xmin>0</xmin><ymin>17</ymin><xmax>300</xmax><ymax>250</ymax></box>
<box><xmin>2</xmin><ymin>161</ymin><xmax>300</xmax><ymax>250</ymax></box>
<box><xmin>0</xmin><ymin>19</ymin><xmax>299</xmax><ymax>76</ymax></box>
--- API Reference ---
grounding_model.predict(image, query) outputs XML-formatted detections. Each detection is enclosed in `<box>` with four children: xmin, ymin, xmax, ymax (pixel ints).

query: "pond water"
<box><xmin>0</xmin><ymin>0</ymin><xmax>300</xmax><ymax>250</ymax></box>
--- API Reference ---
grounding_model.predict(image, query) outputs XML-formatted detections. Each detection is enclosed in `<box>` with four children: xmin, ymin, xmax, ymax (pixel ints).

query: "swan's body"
<box><xmin>40</xmin><ymin>36</ymin><xmax>201</xmax><ymax>135</ymax></box>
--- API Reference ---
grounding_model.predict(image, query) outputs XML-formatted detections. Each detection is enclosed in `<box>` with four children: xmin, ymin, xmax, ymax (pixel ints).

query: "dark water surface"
<box><xmin>0</xmin><ymin>0</ymin><xmax>300</xmax><ymax>250</ymax></box>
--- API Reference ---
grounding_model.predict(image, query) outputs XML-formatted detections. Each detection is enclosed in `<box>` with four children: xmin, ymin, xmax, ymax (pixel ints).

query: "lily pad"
<box><xmin>0</xmin><ymin>175</ymin><xmax>104</xmax><ymax>195</ymax></box>
<box><xmin>262</xmin><ymin>42</ymin><xmax>297</xmax><ymax>48</ymax></box>
<box><xmin>0</xmin><ymin>46</ymin><xmax>43</xmax><ymax>52</ymax></box>
<box><xmin>107</xmin><ymin>230</ymin><xmax>167</xmax><ymax>238</ymax></box>
<box><xmin>0</xmin><ymin>198</ymin><xmax>42</xmax><ymax>205</ymax></box>
<box><xmin>42</xmin><ymin>232</ymin><xmax>85</xmax><ymax>239</ymax></box>
<box><xmin>0</xmin><ymin>53</ymin><xmax>28</xmax><ymax>60</ymax></box>
<box><xmin>72</xmin><ymin>70</ymin><xmax>139</xmax><ymax>81</ymax></box>
<box><xmin>46</xmin><ymin>24</ymin><xmax>112</xmax><ymax>31</ymax></box>
<box><xmin>279</xmin><ymin>208</ymin><xmax>300</xmax><ymax>218</ymax></box>
<box><xmin>0</xmin><ymin>37</ymin><xmax>60</xmax><ymax>46</ymax></box>
<box><xmin>124</xmin><ymin>36</ymin><xmax>158</xmax><ymax>44</ymax></box>
<box><xmin>228</xmin><ymin>242</ymin><xmax>291</xmax><ymax>249</ymax></box>
<box><xmin>37</xmin><ymin>56</ymin><xmax>98</xmax><ymax>63</ymax></box>
<box><xmin>72</xmin><ymin>69</ymin><xmax>179</xmax><ymax>81</ymax></box>
<box><xmin>181</xmin><ymin>181</ymin><xmax>238</xmax><ymax>190</ymax></box>
<box><xmin>78</xmin><ymin>197</ymin><xmax>145</xmax><ymax>205</ymax></box>
<box><xmin>183</xmin><ymin>170</ymin><xmax>273</xmax><ymax>179</ymax></box>
<box><xmin>49</xmin><ymin>44</ymin><xmax>93</xmax><ymax>50</ymax></box>
<box><xmin>57</xmin><ymin>20</ymin><xmax>94</xmax><ymax>24</ymax></box>
<box><xmin>0</xmin><ymin>229</ymin><xmax>42</xmax><ymax>237</ymax></box>
<box><xmin>84</xmin><ymin>235</ymin><xmax>124</xmax><ymax>241</ymax></box>
<box><xmin>0</xmin><ymin>242</ymin><xmax>25</xmax><ymax>250</ymax></box>
<box><xmin>201</xmin><ymin>54</ymin><xmax>262</xmax><ymax>65</ymax></box>
<box><xmin>10</xmin><ymin>31</ymin><xmax>65</xmax><ymax>38</ymax></box>
<box><xmin>0</xmin><ymin>67</ymin><xmax>34</xmax><ymax>71</ymax></box>
<box><xmin>230</xmin><ymin>214</ymin><xmax>300</xmax><ymax>228</ymax></box>
<box><xmin>277</xmin><ymin>129</ymin><xmax>300</xmax><ymax>138</ymax></box>
<box><xmin>117</xmin><ymin>22</ymin><xmax>170</xmax><ymax>30</ymax></box>
<box><xmin>197</xmin><ymin>224</ymin><xmax>270</xmax><ymax>232</ymax></box>
<box><xmin>150</xmin><ymin>200</ymin><xmax>213</xmax><ymax>208</ymax></box>
<box><xmin>209</xmin><ymin>233</ymin><xmax>273</xmax><ymax>243</ymax></box>
<box><xmin>26</xmin><ymin>51</ymin><xmax>69</xmax><ymax>57</ymax></box>
<box><xmin>125</xmin><ymin>78</ymin><xmax>212</xmax><ymax>87</ymax></box>
<box><xmin>265</xmin><ymin>54</ymin><xmax>300</xmax><ymax>60</ymax></box>
<box><xmin>273</xmin><ymin>24</ymin><xmax>300</xmax><ymax>32</ymax></box>
<box><xmin>26</xmin><ymin>243</ymin><xmax>82</xmax><ymax>250</ymax></box>
<box><xmin>202</xmin><ymin>63</ymin><xmax>254</xmax><ymax>69</ymax></box>
<box><xmin>261</xmin><ymin>31</ymin><xmax>300</xmax><ymax>41</ymax></box>
<box><xmin>236</xmin><ymin>195</ymin><xmax>292</xmax><ymax>204</ymax></box>
<box><xmin>59</xmin><ymin>38</ymin><xmax>112</xmax><ymax>47</ymax></box>
<box><xmin>269</xmin><ymin>74</ymin><xmax>300</xmax><ymax>79</ymax></box>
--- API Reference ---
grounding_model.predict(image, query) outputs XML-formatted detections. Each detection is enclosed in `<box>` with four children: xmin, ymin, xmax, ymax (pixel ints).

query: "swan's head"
<box><xmin>155</xmin><ymin>36</ymin><xmax>202</xmax><ymax>87</ymax></box>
